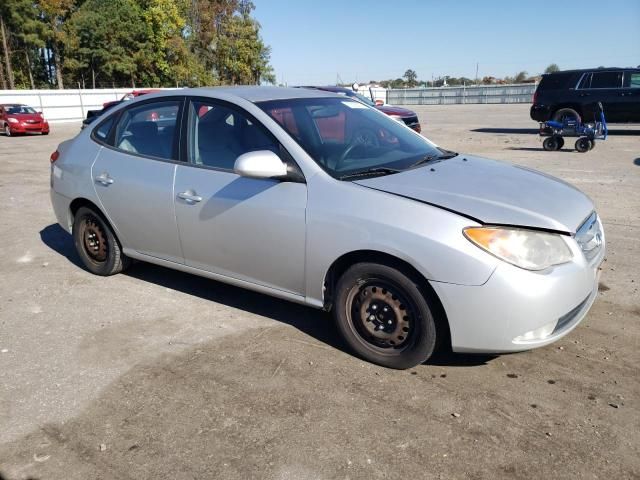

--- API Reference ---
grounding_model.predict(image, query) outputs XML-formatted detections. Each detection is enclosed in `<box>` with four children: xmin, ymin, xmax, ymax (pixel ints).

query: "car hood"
<box><xmin>354</xmin><ymin>155</ymin><xmax>594</xmax><ymax>233</ymax></box>
<box><xmin>376</xmin><ymin>105</ymin><xmax>416</xmax><ymax>117</ymax></box>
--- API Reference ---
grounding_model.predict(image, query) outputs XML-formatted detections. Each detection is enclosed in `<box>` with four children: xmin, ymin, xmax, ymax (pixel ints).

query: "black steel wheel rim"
<box><xmin>346</xmin><ymin>278</ymin><xmax>417</xmax><ymax>352</ymax></box>
<box><xmin>81</xmin><ymin>215</ymin><xmax>108</xmax><ymax>263</ymax></box>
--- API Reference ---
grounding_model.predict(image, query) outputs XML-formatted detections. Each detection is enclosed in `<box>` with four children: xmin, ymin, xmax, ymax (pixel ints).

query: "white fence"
<box><xmin>386</xmin><ymin>83</ymin><xmax>537</xmax><ymax>105</ymax></box>
<box><xmin>0</xmin><ymin>88</ymin><xmax>176</xmax><ymax>123</ymax></box>
<box><xmin>0</xmin><ymin>83</ymin><xmax>537</xmax><ymax>123</ymax></box>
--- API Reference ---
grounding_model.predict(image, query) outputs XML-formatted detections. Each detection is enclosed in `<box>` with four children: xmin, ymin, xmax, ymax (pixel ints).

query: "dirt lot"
<box><xmin>1</xmin><ymin>104</ymin><xmax>638</xmax><ymax>480</ymax></box>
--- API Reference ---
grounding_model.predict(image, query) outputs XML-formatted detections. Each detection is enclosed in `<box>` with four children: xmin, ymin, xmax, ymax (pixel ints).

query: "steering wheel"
<box><xmin>334</xmin><ymin>128</ymin><xmax>379</xmax><ymax>171</ymax></box>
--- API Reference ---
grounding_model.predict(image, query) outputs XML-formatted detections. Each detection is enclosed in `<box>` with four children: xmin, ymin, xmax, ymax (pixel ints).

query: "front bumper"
<box><xmin>8</xmin><ymin>122</ymin><xmax>49</xmax><ymax>134</ymax></box>
<box><xmin>432</xmin><ymin>226</ymin><xmax>605</xmax><ymax>353</ymax></box>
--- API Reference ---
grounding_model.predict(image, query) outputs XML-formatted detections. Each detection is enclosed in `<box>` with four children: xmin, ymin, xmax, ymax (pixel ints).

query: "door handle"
<box><xmin>94</xmin><ymin>173</ymin><xmax>114</xmax><ymax>185</ymax></box>
<box><xmin>177</xmin><ymin>191</ymin><xmax>202</xmax><ymax>203</ymax></box>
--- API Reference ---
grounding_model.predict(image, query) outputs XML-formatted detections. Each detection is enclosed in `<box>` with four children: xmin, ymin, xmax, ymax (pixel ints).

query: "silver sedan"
<box><xmin>49</xmin><ymin>87</ymin><xmax>605</xmax><ymax>369</ymax></box>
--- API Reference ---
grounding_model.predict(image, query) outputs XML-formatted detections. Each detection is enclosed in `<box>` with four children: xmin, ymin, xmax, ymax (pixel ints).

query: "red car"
<box><xmin>102</xmin><ymin>89</ymin><xmax>161</xmax><ymax>109</ymax></box>
<box><xmin>300</xmin><ymin>86</ymin><xmax>422</xmax><ymax>133</ymax></box>
<box><xmin>0</xmin><ymin>104</ymin><xmax>50</xmax><ymax>136</ymax></box>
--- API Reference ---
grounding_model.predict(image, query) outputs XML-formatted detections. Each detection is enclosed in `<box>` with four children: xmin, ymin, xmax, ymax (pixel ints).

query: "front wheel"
<box><xmin>333</xmin><ymin>262</ymin><xmax>438</xmax><ymax>369</ymax></box>
<box><xmin>72</xmin><ymin>206</ymin><xmax>130</xmax><ymax>275</ymax></box>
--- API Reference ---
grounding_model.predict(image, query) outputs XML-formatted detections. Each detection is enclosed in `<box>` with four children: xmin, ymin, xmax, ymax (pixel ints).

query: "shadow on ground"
<box><xmin>39</xmin><ymin>223</ymin><xmax>493</xmax><ymax>368</ymax></box>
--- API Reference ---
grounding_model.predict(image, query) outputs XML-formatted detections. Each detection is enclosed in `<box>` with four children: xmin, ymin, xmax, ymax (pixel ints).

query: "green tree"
<box><xmin>64</xmin><ymin>0</ymin><xmax>151</xmax><ymax>87</ymax></box>
<box><xmin>514</xmin><ymin>71</ymin><xmax>528</xmax><ymax>83</ymax></box>
<box><xmin>544</xmin><ymin>63</ymin><xmax>560</xmax><ymax>74</ymax></box>
<box><xmin>213</xmin><ymin>8</ymin><xmax>274</xmax><ymax>84</ymax></box>
<box><xmin>403</xmin><ymin>69</ymin><xmax>417</xmax><ymax>87</ymax></box>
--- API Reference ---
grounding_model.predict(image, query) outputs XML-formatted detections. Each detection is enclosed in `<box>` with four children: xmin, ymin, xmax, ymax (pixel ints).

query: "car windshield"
<box><xmin>258</xmin><ymin>97</ymin><xmax>449</xmax><ymax>179</ymax></box>
<box><xmin>6</xmin><ymin>105</ymin><xmax>37</xmax><ymax>114</ymax></box>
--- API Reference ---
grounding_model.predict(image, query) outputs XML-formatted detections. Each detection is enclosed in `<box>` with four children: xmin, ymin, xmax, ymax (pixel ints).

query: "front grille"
<box><xmin>402</xmin><ymin>115</ymin><xmax>419</xmax><ymax>127</ymax></box>
<box><xmin>575</xmin><ymin>212</ymin><xmax>603</xmax><ymax>262</ymax></box>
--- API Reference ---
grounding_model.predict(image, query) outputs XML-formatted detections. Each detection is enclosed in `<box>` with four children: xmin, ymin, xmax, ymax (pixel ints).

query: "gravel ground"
<box><xmin>0</xmin><ymin>104</ymin><xmax>638</xmax><ymax>479</ymax></box>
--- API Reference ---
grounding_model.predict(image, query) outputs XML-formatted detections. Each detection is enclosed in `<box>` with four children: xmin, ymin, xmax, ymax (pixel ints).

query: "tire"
<box><xmin>543</xmin><ymin>136</ymin><xmax>559</xmax><ymax>151</ymax></box>
<box><xmin>42</xmin><ymin>131</ymin><xmax>49</xmax><ymax>136</ymax></box>
<box><xmin>72</xmin><ymin>206</ymin><xmax>130</xmax><ymax>275</ymax></box>
<box><xmin>4</xmin><ymin>124</ymin><xmax>11</xmax><ymax>137</ymax></box>
<box><xmin>575</xmin><ymin>137</ymin><xmax>591</xmax><ymax>153</ymax></box>
<box><xmin>333</xmin><ymin>262</ymin><xmax>438</xmax><ymax>369</ymax></box>
<box><xmin>588</xmin><ymin>139</ymin><xmax>595</xmax><ymax>150</ymax></box>
<box><xmin>552</xmin><ymin>108</ymin><xmax>581</xmax><ymax>124</ymax></box>
<box><xmin>557</xmin><ymin>137</ymin><xmax>565</xmax><ymax>150</ymax></box>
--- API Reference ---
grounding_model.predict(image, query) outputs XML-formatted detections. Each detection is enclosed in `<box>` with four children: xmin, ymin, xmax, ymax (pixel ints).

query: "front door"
<box><xmin>173</xmin><ymin>98</ymin><xmax>307</xmax><ymax>295</ymax></box>
<box><xmin>91</xmin><ymin>98</ymin><xmax>184</xmax><ymax>263</ymax></box>
<box><xmin>621</xmin><ymin>70</ymin><xmax>640</xmax><ymax>122</ymax></box>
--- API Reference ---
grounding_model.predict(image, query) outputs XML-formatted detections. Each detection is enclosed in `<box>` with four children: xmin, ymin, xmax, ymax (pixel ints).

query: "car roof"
<box><xmin>190</xmin><ymin>86</ymin><xmax>337</xmax><ymax>102</ymax></box>
<box><xmin>545</xmin><ymin>67</ymin><xmax>639</xmax><ymax>75</ymax></box>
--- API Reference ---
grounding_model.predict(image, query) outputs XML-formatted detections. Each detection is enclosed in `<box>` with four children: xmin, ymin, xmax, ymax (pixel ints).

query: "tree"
<box><xmin>544</xmin><ymin>63</ymin><xmax>560</xmax><ymax>74</ymax></box>
<box><xmin>37</xmin><ymin>0</ymin><xmax>76</xmax><ymax>88</ymax></box>
<box><xmin>403</xmin><ymin>69</ymin><xmax>417</xmax><ymax>87</ymax></box>
<box><xmin>213</xmin><ymin>6</ymin><xmax>275</xmax><ymax>85</ymax></box>
<box><xmin>514</xmin><ymin>71</ymin><xmax>528</xmax><ymax>83</ymax></box>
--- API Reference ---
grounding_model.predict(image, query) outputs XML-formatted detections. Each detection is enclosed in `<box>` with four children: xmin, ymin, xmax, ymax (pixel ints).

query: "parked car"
<box><xmin>50</xmin><ymin>87</ymin><xmax>604</xmax><ymax>369</ymax></box>
<box><xmin>531</xmin><ymin>67</ymin><xmax>640</xmax><ymax>123</ymax></box>
<box><xmin>102</xmin><ymin>89</ymin><xmax>161</xmax><ymax>109</ymax></box>
<box><xmin>82</xmin><ymin>100</ymin><xmax>124</xmax><ymax>129</ymax></box>
<box><xmin>300</xmin><ymin>86</ymin><xmax>422</xmax><ymax>133</ymax></box>
<box><xmin>0</xmin><ymin>104</ymin><xmax>50</xmax><ymax>136</ymax></box>
<box><xmin>83</xmin><ymin>89</ymin><xmax>162</xmax><ymax>128</ymax></box>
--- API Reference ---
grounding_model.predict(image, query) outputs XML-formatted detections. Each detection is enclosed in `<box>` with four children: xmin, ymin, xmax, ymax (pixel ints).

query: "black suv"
<box><xmin>531</xmin><ymin>68</ymin><xmax>640</xmax><ymax>123</ymax></box>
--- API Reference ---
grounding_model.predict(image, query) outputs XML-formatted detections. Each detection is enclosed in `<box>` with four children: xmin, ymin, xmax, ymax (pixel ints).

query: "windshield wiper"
<box><xmin>338</xmin><ymin>167</ymin><xmax>401</xmax><ymax>180</ymax></box>
<box><xmin>408</xmin><ymin>152</ymin><xmax>459</xmax><ymax>169</ymax></box>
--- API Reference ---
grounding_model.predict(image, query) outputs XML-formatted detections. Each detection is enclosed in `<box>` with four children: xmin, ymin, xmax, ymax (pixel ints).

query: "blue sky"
<box><xmin>253</xmin><ymin>0</ymin><xmax>640</xmax><ymax>85</ymax></box>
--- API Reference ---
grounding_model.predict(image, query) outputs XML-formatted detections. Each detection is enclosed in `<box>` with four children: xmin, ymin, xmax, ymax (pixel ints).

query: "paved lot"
<box><xmin>1</xmin><ymin>104</ymin><xmax>638</xmax><ymax>479</ymax></box>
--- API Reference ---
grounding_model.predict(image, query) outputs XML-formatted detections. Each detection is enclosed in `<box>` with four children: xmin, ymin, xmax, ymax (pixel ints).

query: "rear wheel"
<box><xmin>333</xmin><ymin>262</ymin><xmax>438</xmax><ymax>369</ymax></box>
<box><xmin>72</xmin><ymin>206</ymin><xmax>130</xmax><ymax>275</ymax></box>
<box><xmin>575</xmin><ymin>137</ymin><xmax>591</xmax><ymax>153</ymax></box>
<box><xmin>542</xmin><ymin>136</ymin><xmax>559</xmax><ymax>152</ymax></box>
<box><xmin>553</xmin><ymin>108</ymin><xmax>581</xmax><ymax>123</ymax></box>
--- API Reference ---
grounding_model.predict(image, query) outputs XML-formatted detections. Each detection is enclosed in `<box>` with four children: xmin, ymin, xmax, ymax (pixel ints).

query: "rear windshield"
<box><xmin>538</xmin><ymin>73</ymin><xmax>574</xmax><ymax>90</ymax></box>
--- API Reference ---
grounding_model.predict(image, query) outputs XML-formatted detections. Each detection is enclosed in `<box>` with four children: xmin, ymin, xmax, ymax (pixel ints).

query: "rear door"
<box><xmin>581</xmin><ymin>71</ymin><xmax>624</xmax><ymax>122</ymax></box>
<box><xmin>91</xmin><ymin>97</ymin><xmax>185</xmax><ymax>263</ymax></box>
<box><xmin>621</xmin><ymin>70</ymin><xmax>640</xmax><ymax>122</ymax></box>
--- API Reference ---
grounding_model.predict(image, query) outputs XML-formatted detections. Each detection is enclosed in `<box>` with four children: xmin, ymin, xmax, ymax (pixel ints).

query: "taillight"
<box><xmin>50</xmin><ymin>150</ymin><xmax>60</xmax><ymax>163</ymax></box>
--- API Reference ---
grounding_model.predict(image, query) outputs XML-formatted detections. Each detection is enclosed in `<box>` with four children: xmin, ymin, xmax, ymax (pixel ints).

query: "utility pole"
<box><xmin>475</xmin><ymin>62</ymin><xmax>479</xmax><ymax>86</ymax></box>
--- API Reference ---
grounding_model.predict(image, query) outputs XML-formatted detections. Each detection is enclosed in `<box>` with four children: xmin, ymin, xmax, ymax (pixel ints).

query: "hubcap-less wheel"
<box><xmin>346</xmin><ymin>280</ymin><xmax>416</xmax><ymax>351</ymax></box>
<box><xmin>81</xmin><ymin>215</ymin><xmax>108</xmax><ymax>263</ymax></box>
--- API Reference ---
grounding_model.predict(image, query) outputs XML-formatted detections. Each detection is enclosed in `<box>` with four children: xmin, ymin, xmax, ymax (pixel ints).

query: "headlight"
<box><xmin>7</xmin><ymin>118</ymin><xmax>18</xmax><ymax>123</ymax></box>
<box><xmin>464</xmin><ymin>227</ymin><xmax>573</xmax><ymax>271</ymax></box>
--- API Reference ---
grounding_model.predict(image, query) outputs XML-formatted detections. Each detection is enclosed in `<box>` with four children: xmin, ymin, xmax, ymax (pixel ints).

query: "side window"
<box><xmin>577</xmin><ymin>73</ymin><xmax>591</xmax><ymax>89</ymax></box>
<box><xmin>187</xmin><ymin>100</ymin><xmax>280</xmax><ymax>170</ymax></box>
<box><xmin>624</xmin><ymin>72</ymin><xmax>640</xmax><ymax>89</ymax></box>
<box><xmin>589</xmin><ymin>71</ymin><xmax>623</xmax><ymax>89</ymax></box>
<box><xmin>94</xmin><ymin>116</ymin><xmax>115</xmax><ymax>142</ymax></box>
<box><xmin>113</xmin><ymin>100</ymin><xmax>180</xmax><ymax>160</ymax></box>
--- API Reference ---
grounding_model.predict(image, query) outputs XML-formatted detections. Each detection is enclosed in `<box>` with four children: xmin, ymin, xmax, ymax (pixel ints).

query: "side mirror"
<box><xmin>234</xmin><ymin>150</ymin><xmax>288</xmax><ymax>179</ymax></box>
